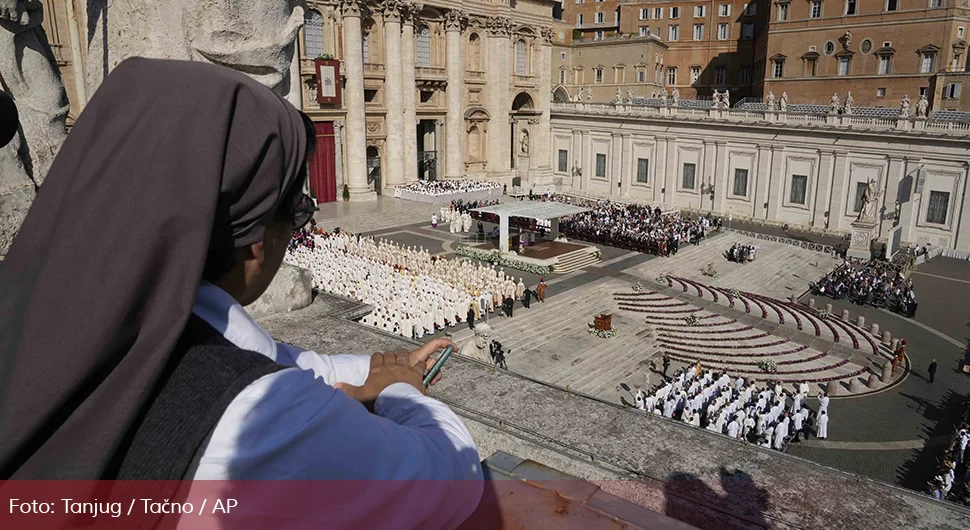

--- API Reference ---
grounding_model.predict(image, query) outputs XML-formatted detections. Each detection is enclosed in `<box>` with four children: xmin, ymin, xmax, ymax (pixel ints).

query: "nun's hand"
<box><xmin>407</xmin><ymin>338</ymin><xmax>456</xmax><ymax>387</ymax></box>
<box><xmin>335</xmin><ymin>352</ymin><xmax>427</xmax><ymax>412</ymax></box>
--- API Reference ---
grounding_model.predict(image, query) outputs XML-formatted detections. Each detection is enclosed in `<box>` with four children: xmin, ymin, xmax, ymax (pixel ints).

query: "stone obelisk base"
<box><xmin>847</xmin><ymin>219</ymin><xmax>877</xmax><ymax>260</ymax></box>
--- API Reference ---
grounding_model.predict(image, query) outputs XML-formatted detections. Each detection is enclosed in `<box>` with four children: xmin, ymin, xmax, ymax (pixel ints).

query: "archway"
<box><xmin>510</xmin><ymin>92</ymin><xmax>537</xmax><ymax>171</ymax></box>
<box><xmin>512</xmin><ymin>92</ymin><xmax>535</xmax><ymax>111</ymax></box>
<box><xmin>553</xmin><ymin>86</ymin><xmax>570</xmax><ymax>103</ymax></box>
<box><xmin>366</xmin><ymin>146</ymin><xmax>382</xmax><ymax>194</ymax></box>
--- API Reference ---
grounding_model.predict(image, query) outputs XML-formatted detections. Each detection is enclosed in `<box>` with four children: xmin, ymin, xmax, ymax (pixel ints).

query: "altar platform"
<box><xmin>473</xmin><ymin>239</ymin><xmax>600</xmax><ymax>274</ymax></box>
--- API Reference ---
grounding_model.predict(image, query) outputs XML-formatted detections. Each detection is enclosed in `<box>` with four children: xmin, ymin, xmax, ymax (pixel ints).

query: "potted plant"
<box><xmin>342</xmin><ymin>184</ymin><xmax>350</xmax><ymax>202</ymax></box>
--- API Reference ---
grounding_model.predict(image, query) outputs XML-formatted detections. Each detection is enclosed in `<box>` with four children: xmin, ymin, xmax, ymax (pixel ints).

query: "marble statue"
<box><xmin>627</xmin><ymin>88</ymin><xmax>635</xmax><ymax>104</ymax></box>
<box><xmin>0</xmin><ymin>0</ymin><xmax>69</xmax><ymax>256</ymax></box>
<box><xmin>460</xmin><ymin>322</ymin><xmax>493</xmax><ymax>363</ymax></box>
<box><xmin>612</xmin><ymin>87</ymin><xmax>623</xmax><ymax>104</ymax></box>
<box><xmin>840</xmin><ymin>30</ymin><xmax>852</xmax><ymax>50</ymax></box>
<box><xmin>671</xmin><ymin>88</ymin><xmax>680</xmax><ymax>107</ymax></box>
<box><xmin>765</xmin><ymin>91</ymin><xmax>776</xmax><ymax>110</ymax></box>
<box><xmin>916</xmin><ymin>94</ymin><xmax>929</xmax><ymax>117</ymax></box>
<box><xmin>572</xmin><ymin>161</ymin><xmax>582</xmax><ymax>177</ymax></box>
<box><xmin>723</xmin><ymin>89</ymin><xmax>731</xmax><ymax>109</ymax></box>
<box><xmin>843</xmin><ymin>91</ymin><xmax>854</xmax><ymax>115</ymax></box>
<box><xmin>857</xmin><ymin>179</ymin><xmax>881</xmax><ymax>222</ymax></box>
<box><xmin>829</xmin><ymin>93</ymin><xmax>841</xmax><ymax>114</ymax></box>
<box><xmin>900</xmin><ymin>95</ymin><xmax>912</xmax><ymax>118</ymax></box>
<box><xmin>585</xmin><ymin>86</ymin><xmax>593</xmax><ymax>101</ymax></box>
<box><xmin>712</xmin><ymin>89</ymin><xmax>721</xmax><ymax>108</ymax></box>
<box><xmin>780</xmin><ymin>92</ymin><xmax>789</xmax><ymax>112</ymax></box>
<box><xmin>519</xmin><ymin>129</ymin><xmax>529</xmax><ymax>155</ymax></box>
<box><xmin>575</xmin><ymin>86</ymin><xmax>583</xmax><ymax>101</ymax></box>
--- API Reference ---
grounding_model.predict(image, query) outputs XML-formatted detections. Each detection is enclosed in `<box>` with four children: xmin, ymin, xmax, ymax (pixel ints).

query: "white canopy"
<box><xmin>470</xmin><ymin>202</ymin><xmax>592</xmax><ymax>253</ymax></box>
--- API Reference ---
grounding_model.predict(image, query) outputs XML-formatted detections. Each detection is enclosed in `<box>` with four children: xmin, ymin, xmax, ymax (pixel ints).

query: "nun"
<box><xmin>0</xmin><ymin>58</ymin><xmax>482</xmax><ymax>526</ymax></box>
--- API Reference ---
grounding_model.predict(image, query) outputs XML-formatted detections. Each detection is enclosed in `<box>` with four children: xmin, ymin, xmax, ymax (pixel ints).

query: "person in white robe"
<box><xmin>514</xmin><ymin>278</ymin><xmax>526</xmax><ymax>300</ymax></box>
<box><xmin>818</xmin><ymin>393</ymin><xmax>829</xmax><ymax>415</ymax></box>
<box><xmin>726</xmin><ymin>419</ymin><xmax>741</xmax><ymax>439</ymax></box>
<box><xmin>816</xmin><ymin>410</ymin><xmax>829</xmax><ymax>439</ymax></box>
<box><xmin>798</xmin><ymin>381</ymin><xmax>810</xmax><ymax>397</ymax></box>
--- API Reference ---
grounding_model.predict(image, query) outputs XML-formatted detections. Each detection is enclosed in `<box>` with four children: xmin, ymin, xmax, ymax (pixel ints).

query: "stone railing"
<box><xmin>512</xmin><ymin>75</ymin><xmax>538</xmax><ymax>86</ymax></box>
<box><xmin>724</xmin><ymin>228</ymin><xmax>836</xmax><ymax>255</ymax></box>
<box><xmin>551</xmin><ymin>102</ymin><xmax>970</xmax><ymax>135</ymax></box>
<box><xmin>465</xmin><ymin>70</ymin><xmax>485</xmax><ymax>81</ymax></box>
<box><xmin>362</xmin><ymin>63</ymin><xmax>385</xmax><ymax>77</ymax></box>
<box><xmin>415</xmin><ymin>66</ymin><xmax>447</xmax><ymax>80</ymax></box>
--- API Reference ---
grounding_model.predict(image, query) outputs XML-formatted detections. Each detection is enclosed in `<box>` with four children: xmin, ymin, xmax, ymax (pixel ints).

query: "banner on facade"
<box><xmin>315</xmin><ymin>59</ymin><xmax>341</xmax><ymax>106</ymax></box>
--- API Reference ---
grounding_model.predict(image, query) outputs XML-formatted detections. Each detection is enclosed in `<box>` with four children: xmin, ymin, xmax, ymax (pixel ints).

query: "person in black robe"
<box><xmin>522</xmin><ymin>288</ymin><xmax>533</xmax><ymax>308</ymax></box>
<box><xmin>503</xmin><ymin>297</ymin><xmax>514</xmax><ymax>318</ymax></box>
<box><xmin>467</xmin><ymin>305</ymin><xmax>476</xmax><ymax>330</ymax></box>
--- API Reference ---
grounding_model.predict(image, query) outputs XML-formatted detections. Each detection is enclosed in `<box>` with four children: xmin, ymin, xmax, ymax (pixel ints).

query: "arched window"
<box><xmin>304</xmin><ymin>10</ymin><xmax>326</xmax><ymax>58</ymax></box>
<box><xmin>515</xmin><ymin>40</ymin><xmax>527</xmax><ymax>74</ymax></box>
<box><xmin>417</xmin><ymin>25</ymin><xmax>431</xmax><ymax>66</ymax></box>
<box><xmin>468</xmin><ymin>33</ymin><xmax>482</xmax><ymax>70</ymax></box>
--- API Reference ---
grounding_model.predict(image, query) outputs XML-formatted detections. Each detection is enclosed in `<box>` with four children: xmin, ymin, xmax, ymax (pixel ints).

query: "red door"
<box><xmin>309</xmin><ymin>121</ymin><xmax>337</xmax><ymax>202</ymax></box>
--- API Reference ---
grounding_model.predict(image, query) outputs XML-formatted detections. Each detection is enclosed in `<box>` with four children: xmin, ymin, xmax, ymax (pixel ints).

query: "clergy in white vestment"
<box><xmin>816</xmin><ymin>411</ymin><xmax>829</xmax><ymax>439</ymax></box>
<box><xmin>818</xmin><ymin>393</ymin><xmax>829</xmax><ymax>414</ymax></box>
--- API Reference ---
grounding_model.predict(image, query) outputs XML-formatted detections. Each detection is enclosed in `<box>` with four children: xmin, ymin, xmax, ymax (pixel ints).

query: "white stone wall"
<box><xmin>552</xmin><ymin>105</ymin><xmax>970</xmax><ymax>251</ymax></box>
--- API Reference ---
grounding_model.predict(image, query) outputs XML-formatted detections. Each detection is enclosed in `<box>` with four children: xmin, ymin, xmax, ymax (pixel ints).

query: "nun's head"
<box><xmin>202</xmin><ymin>111</ymin><xmax>317</xmax><ymax>306</ymax></box>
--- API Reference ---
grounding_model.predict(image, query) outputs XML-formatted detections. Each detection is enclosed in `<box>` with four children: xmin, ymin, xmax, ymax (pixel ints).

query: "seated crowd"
<box><xmin>286</xmin><ymin>228</ymin><xmax>536</xmax><ymax>339</ymax></box>
<box><xmin>811</xmin><ymin>260</ymin><xmax>917</xmax><ymax>316</ymax></box>
<box><xmin>395</xmin><ymin>179</ymin><xmax>502</xmax><ymax>196</ymax></box>
<box><xmin>633</xmin><ymin>361</ymin><xmax>829</xmax><ymax>453</ymax></box>
<box><xmin>553</xmin><ymin>197</ymin><xmax>720</xmax><ymax>256</ymax></box>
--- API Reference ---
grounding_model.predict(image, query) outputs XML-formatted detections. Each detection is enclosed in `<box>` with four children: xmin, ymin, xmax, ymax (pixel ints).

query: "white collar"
<box><xmin>192</xmin><ymin>282</ymin><xmax>278</xmax><ymax>362</ymax></box>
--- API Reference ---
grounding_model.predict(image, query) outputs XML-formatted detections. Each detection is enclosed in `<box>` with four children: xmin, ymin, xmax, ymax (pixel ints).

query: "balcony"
<box><xmin>415</xmin><ymin>65</ymin><xmax>447</xmax><ymax>81</ymax></box>
<box><xmin>574</xmin><ymin>22</ymin><xmax>620</xmax><ymax>30</ymax></box>
<box><xmin>513</xmin><ymin>74</ymin><xmax>538</xmax><ymax>87</ymax></box>
<box><xmin>363</xmin><ymin>63</ymin><xmax>385</xmax><ymax>79</ymax></box>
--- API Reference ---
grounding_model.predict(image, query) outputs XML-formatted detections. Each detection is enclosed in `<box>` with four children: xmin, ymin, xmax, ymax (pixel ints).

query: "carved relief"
<box><xmin>366</xmin><ymin>120</ymin><xmax>383</xmax><ymax>133</ymax></box>
<box><xmin>339</xmin><ymin>0</ymin><xmax>363</xmax><ymax>17</ymax></box>
<box><xmin>445</xmin><ymin>10</ymin><xmax>468</xmax><ymax>32</ymax></box>
<box><xmin>540</xmin><ymin>27</ymin><xmax>556</xmax><ymax>44</ymax></box>
<box><xmin>382</xmin><ymin>0</ymin><xmax>403</xmax><ymax>22</ymax></box>
<box><xmin>400</xmin><ymin>2</ymin><xmax>422</xmax><ymax>25</ymax></box>
<box><xmin>486</xmin><ymin>17</ymin><xmax>513</xmax><ymax>37</ymax></box>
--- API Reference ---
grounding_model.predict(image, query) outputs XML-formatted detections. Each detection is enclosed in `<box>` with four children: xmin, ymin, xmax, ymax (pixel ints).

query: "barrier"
<box><xmin>724</xmin><ymin>228</ymin><xmax>835</xmax><ymax>254</ymax></box>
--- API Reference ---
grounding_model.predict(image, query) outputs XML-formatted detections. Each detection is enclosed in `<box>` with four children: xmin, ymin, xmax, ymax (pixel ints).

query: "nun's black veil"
<box><xmin>0</xmin><ymin>58</ymin><xmax>309</xmax><ymax>479</ymax></box>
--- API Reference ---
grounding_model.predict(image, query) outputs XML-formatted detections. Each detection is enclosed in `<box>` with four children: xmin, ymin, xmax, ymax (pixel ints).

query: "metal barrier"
<box><xmin>725</xmin><ymin>228</ymin><xmax>835</xmax><ymax>254</ymax></box>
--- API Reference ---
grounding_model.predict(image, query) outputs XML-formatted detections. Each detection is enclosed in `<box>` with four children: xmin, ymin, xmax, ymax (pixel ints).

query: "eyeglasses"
<box><xmin>278</xmin><ymin>193</ymin><xmax>317</xmax><ymax>231</ymax></box>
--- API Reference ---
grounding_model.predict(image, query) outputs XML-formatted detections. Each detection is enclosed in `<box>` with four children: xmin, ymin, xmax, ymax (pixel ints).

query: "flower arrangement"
<box><xmin>588</xmin><ymin>327</ymin><xmax>618</xmax><ymax>339</ymax></box>
<box><xmin>758</xmin><ymin>360</ymin><xmax>778</xmax><ymax>373</ymax></box>
<box><xmin>730</xmin><ymin>288</ymin><xmax>741</xmax><ymax>299</ymax></box>
<box><xmin>632</xmin><ymin>281</ymin><xmax>643</xmax><ymax>292</ymax></box>
<box><xmin>656</xmin><ymin>274</ymin><xmax>669</xmax><ymax>285</ymax></box>
<box><xmin>684</xmin><ymin>314</ymin><xmax>699</xmax><ymax>326</ymax></box>
<box><xmin>454</xmin><ymin>245</ymin><xmax>554</xmax><ymax>275</ymax></box>
<box><xmin>813</xmin><ymin>307</ymin><xmax>829</xmax><ymax>319</ymax></box>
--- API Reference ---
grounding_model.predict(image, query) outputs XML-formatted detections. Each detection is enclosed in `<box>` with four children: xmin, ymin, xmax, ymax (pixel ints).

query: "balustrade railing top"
<box><xmin>551</xmin><ymin>101</ymin><xmax>970</xmax><ymax>135</ymax></box>
<box><xmin>725</xmin><ymin>228</ymin><xmax>835</xmax><ymax>255</ymax></box>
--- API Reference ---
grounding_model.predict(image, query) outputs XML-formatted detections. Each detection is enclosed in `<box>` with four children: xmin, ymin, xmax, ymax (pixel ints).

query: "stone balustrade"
<box><xmin>551</xmin><ymin>102</ymin><xmax>970</xmax><ymax>135</ymax></box>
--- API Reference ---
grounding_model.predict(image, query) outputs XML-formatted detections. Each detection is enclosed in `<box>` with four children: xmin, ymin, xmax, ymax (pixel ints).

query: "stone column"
<box><xmin>828</xmin><ymin>151</ymin><xmax>849</xmax><ymax>231</ymax></box>
<box><xmin>754</xmin><ymin>144</ymin><xmax>771</xmax><ymax>219</ymax></box>
<box><xmin>536</xmin><ymin>28</ymin><xmax>555</xmax><ymax>176</ymax></box>
<box><xmin>435</xmin><ymin>119</ymin><xmax>444</xmax><ymax>180</ymax></box>
<box><xmin>713</xmin><ymin>140</ymin><xmax>727</xmax><ymax>213</ymax></box>
<box><xmin>581</xmin><ymin>130</ymin><xmax>592</xmax><ymax>191</ymax></box>
<box><xmin>499</xmin><ymin>214</ymin><xmax>510</xmax><ymax>253</ymax></box>
<box><xmin>812</xmin><ymin>150</ymin><xmax>834</xmax><ymax>228</ymax></box>
<box><xmin>486</xmin><ymin>17</ymin><xmax>513</xmax><ymax>176</ymax></box>
<box><xmin>766</xmin><ymin>146</ymin><xmax>784</xmax><ymax>220</ymax></box>
<box><xmin>572</xmin><ymin>130</ymin><xmax>583</xmax><ymax>190</ymax></box>
<box><xmin>401</xmin><ymin>3</ymin><xmax>420</xmax><ymax>182</ymax></box>
<box><xmin>382</xmin><ymin>1</ymin><xmax>405</xmax><ymax>187</ymax></box>
<box><xmin>654</xmin><ymin>136</ymin><xmax>668</xmax><ymax>203</ymax></box>
<box><xmin>340</xmin><ymin>0</ymin><xmax>375</xmax><ymax>199</ymax></box>
<box><xmin>334</xmin><ymin>120</ymin><xmax>345</xmax><ymax>193</ymax></box>
<box><xmin>880</xmin><ymin>156</ymin><xmax>906</xmax><ymax>237</ymax></box>
<box><xmin>620</xmin><ymin>133</ymin><xmax>632</xmax><ymax>197</ymax></box>
<box><xmin>610</xmin><ymin>133</ymin><xmax>622</xmax><ymax>196</ymax></box>
<box><xmin>445</xmin><ymin>10</ymin><xmax>467</xmax><ymax>179</ymax></box>
<box><xmin>550</xmin><ymin>218</ymin><xmax>560</xmax><ymax>239</ymax></box>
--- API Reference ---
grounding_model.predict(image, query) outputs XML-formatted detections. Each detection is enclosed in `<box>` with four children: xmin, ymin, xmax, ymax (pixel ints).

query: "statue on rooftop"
<box><xmin>843</xmin><ymin>91</ymin><xmax>854</xmax><ymax>115</ymax></box>
<box><xmin>671</xmin><ymin>88</ymin><xmax>680</xmax><ymax>107</ymax></box>
<box><xmin>612</xmin><ymin>86</ymin><xmax>623</xmax><ymax>104</ymax></box>
<box><xmin>627</xmin><ymin>87</ymin><xmax>635</xmax><ymax>104</ymax></box>
<box><xmin>840</xmin><ymin>30</ymin><xmax>852</xmax><ymax>50</ymax></box>
<box><xmin>585</xmin><ymin>86</ymin><xmax>593</xmax><ymax>101</ymax></box>
<box><xmin>780</xmin><ymin>92</ymin><xmax>789</xmax><ymax>112</ymax></box>
<box><xmin>900</xmin><ymin>95</ymin><xmax>912</xmax><ymax>118</ymax></box>
<box><xmin>856</xmin><ymin>179</ymin><xmax>881</xmax><ymax>223</ymax></box>
<box><xmin>916</xmin><ymin>94</ymin><xmax>929</xmax><ymax>117</ymax></box>
<box><xmin>829</xmin><ymin>93</ymin><xmax>841</xmax><ymax>114</ymax></box>
<box><xmin>765</xmin><ymin>91</ymin><xmax>776</xmax><ymax>110</ymax></box>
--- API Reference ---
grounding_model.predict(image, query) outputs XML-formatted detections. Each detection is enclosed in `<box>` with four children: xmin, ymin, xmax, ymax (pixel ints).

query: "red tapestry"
<box><xmin>309</xmin><ymin>121</ymin><xmax>337</xmax><ymax>202</ymax></box>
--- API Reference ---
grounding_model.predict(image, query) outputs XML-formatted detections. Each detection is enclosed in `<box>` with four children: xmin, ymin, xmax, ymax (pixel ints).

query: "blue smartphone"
<box><xmin>423</xmin><ymin>345</ymin><xmax>455</xmax><ymax>386</ymax></box>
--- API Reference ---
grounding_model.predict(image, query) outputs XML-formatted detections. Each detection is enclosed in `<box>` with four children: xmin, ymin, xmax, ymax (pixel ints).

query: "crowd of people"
<box><xmin>927</xmin><ymin>400</ymin><xmax>970</xmax><ymax>505</ymax></box>
<box><xmin>395</xmin><ymin>180</ymin><xmax>502</xmax><ymax>197</ymax></box>
<box><xmin>285</xmin><ymin>229</ymin><xmax>546</xmax><ymax>339</ymax></box>
<box><xmin>725</xmin><ymin>243</ymin><xmax>758</xmax><ymax>263</ymax></box>
<box><xmin>811</xmin><ymin>260</ymin><xmax>918</xmax><ymax>316</ymax></box>
<box><xmin>554</xmin><ymin>197</ymin><xmax>720</xmax><ymax>256</ymax></box>
<box><xmin>633</xmin><ymin>361</ymin><xmax>829</xmax><ymax>452</ymax></box>
<box><xmin>432</xmin><ymin>199</ymin><xmax>499</xmax><ymax>233</ymax></box>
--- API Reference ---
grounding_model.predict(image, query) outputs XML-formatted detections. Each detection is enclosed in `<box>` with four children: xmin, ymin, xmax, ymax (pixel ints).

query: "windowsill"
<box><xmin>632</xmin><ymin>181</ymin><xmax>652</xmax><ymax>188</ymax></box>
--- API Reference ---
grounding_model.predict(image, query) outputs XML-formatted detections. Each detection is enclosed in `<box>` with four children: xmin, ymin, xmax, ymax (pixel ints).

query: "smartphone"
<box><xmin>423</xmin><ymin>345</ymin><xmax>455</xmax><ymax>386</ymax></box>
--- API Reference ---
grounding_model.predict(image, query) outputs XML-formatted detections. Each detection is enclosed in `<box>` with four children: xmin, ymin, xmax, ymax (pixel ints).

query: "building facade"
<box><xmin>298</xmin><ymin>0</ymin><xmax>560</xmax><ymax>201</ymax></box>
<box><xmin>551</xmin><ymin>36</ymin><xmax>669</xmax><ymax>102</ymax></box>
<box><xmin>761</xmin><ymin>0</ymin><xmax>970</xmax><ymax>107</ymax></box>
<box><xmin>551</xmin><ymin>103</ymin><xmax>970</xmax><ymax>250</ymax></box>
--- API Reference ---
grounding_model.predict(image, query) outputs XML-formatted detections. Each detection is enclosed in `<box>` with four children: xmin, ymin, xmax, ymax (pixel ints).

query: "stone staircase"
<box><xmin>553</xmin><ymin>246</ymin><xmax>601</xmax><ymax>273</ymax></box>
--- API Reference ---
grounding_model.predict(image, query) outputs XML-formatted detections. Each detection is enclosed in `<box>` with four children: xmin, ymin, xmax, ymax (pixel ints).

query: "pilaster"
<box><xmin>812</xmin><ymin>150</ymin><xmax>834</xmax><ymax>228</ymax></box>
<box><xmin>382</xmin><ymin>0</ymin><xmax>405</xmax><ymax>187</ymax></box>
<box><xmin>754</xmin><ymin>144</ymin><xmax>771</xmax><ymax>219</ymax></box>
<box><xmin>610</xmin><ymin>133</ymin><xmax>622</xmax><ymax>196</ymax></box>
<box><xmin>879</xmin><ymin>155</ymin><xmax>906</xmax><ymax>237</ymax></box>
<box><xmin>401</xmin><ymin>2</ymin><xmax>421</xmax><ymax>182</ymax></box>
<box><xmin>620</xmin><ymin>133</ymin><xmax>632</xmax><ymax>197</ymax></box>
<box><xmin>828</xmin><ymin>151</ymin><xmax>849</xmax><ymax>231</ymax></box>
<box><xmin>713</xmin><ymin>140</ymin><xmax>727</xmax><ymax>213</ymax></box>
<box><xmin>766</xmin><ymin>146</ymin><xmax>785</xmax><ymax>220</ymax></box>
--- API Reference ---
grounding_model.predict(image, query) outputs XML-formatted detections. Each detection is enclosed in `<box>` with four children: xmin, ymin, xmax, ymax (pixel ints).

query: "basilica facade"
<box><xmin>298</xmin><ymin>0</ymin><xmax>560</xmax><ymax>201</ymax></box>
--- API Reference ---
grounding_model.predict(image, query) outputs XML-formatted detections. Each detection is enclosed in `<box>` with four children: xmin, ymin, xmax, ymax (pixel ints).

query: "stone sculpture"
<box><xmin>585</xmin><ymin>86</ymin><xmax>593</xmax><ymax>101</ymax></box>
<box><xmin>612</xmin><ymin>87</ymin><xmax>623</xmax><ymax>104</ymax></box>
<box><xmin>829</xmin><ymin>93</ymin><xmax>840</xmax><ymax>114</ymax></box>
<box><xmin>671</xmin><ymin>88</ymin><xmax>679</xmax><ymax>107</ymax></box>
<box><xmin>519</xmin><ymin>129</ymin><xmax>529</xmax><ymax>155</ymax></box>
<box><xmin>843</xmin><ymin>91</ymin><xmax>854</xmax><ymax>115</ymax></box>
<box><xmin>765</xmin><ymin>91</ymin><xmax>776</xmax><ymax>110</ymax></box>
<box><xmin>0</xmin><ymin>0</ymin><xmax>70</xmax><ymax>256</ymax></box>
<box><xmin>857</xmin><ymin>179</ymin><xmax>882</xmax><ymax>222</ymax></box>
<box><xmin>461</xmin><ymin>322</ymin><xmax>493</xmax><ymax>363</ymax></box>
<box><xmin>900</xmin><ymin>95</ymin><xmax>912</xmax><ymax>118</ymax></box>
<box><xmin>780</xmin><ymin>91</ymin><xmax>789</xmax><ymax>112</ymax></box>
<box><xmin>916</xmin><ymin>94</ymin><xmax>929</xmax><ymax>117</ymax></box>
<box><xmin>627</xmin><ymin>87</ymin><xmax>635</xmax><ymax>104</ymax></box>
